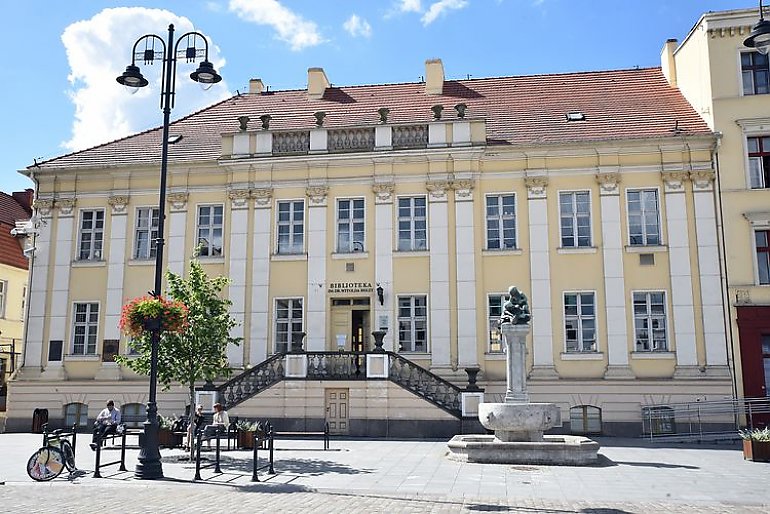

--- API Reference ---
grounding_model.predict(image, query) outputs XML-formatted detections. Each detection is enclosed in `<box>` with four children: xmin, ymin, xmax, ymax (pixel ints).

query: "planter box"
<box><xmin>238</xmin><ymin>430</ymin><xmax>254</xmax><ymax>450</ymax></box>
<box><xmin>743</xmin><ymin>440</ymin><xmax>770</xmax><ymax>462</ymax></box>
<box><xmin>158</xmin><ymin>428</ymin><xmax>182</xmax><ymax>448</ymax></box>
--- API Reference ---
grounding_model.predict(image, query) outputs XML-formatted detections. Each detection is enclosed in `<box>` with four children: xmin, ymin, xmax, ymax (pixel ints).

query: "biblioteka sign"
<box><xmin>328</xmin><ymin>282</ymin><xmax>374</xmax><ymax>294</ymax></box>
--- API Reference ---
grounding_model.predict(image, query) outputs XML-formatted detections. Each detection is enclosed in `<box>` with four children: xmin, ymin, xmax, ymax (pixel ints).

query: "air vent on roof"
<box><xmin>168</xmin><ymin>135</ymin><xmax>183</xmax><ymax>144</ymax></box>
<box><xmin>566</xmin><ymin>112</ymin><xmax>586</xmax><ymax>122</ymax></box>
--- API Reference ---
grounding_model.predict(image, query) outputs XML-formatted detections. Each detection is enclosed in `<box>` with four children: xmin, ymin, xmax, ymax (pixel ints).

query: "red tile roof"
<box><xmin>0</xmin><ymin>191</ymin><xmax>32</xmax><ymax>226</ymax></box>
<box><xmin>0</xmin><ymin>192</ymin><xmax>31</xmax><ymax>270</ymax></box>
<box><xmin>0</xmin><ymin>223</ymin><xmax>27</xmax><ymax>270</ymax></box>
<box><xmin>31</xmin><ymin>67</ymin><xmax>711</xmax><ymax>170</ymax></box>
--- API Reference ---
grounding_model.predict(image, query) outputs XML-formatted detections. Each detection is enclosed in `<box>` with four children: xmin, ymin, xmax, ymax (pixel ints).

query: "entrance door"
<box><xmin>329</xmin><ymin>298</ymin><xmax>370</xmax><ymax>352</ymax></box>
<box><xmin>738</xmin><ymin>306</ymin><xmax>770</xmax><ymax>427</ymax></box>
<box><xmin>352</xmin><ymin>310</ymin><xmax>368</xmax><ymax>353</ymax></box>
<box><xmin>325</xmin><ymin>388</ymin><xmax>349</xmax><ymax>434</ymax></box>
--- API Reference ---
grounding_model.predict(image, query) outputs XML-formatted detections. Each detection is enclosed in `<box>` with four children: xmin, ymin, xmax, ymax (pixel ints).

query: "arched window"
<box><xmin>570</xmin><ymin>405</ymin><xmax>602</xmax><ymax>435</ymax></box>
<box><xmin>121</xmin><ymin>403</ymin><xmax>145</xmax><ymax>428</ymax></box>
<box><xmin>63</xmin><ymin>402</ymin><xmax>88</xmax><ymax>428</ymax></box>
<box><xmin>642</xmin><ymin>406</ymin><xmax>676</xmax><ymax>435</ymax></box>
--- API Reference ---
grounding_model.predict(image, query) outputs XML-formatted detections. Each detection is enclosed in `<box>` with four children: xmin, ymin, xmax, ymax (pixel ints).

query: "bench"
<box><xmin>274</xmin><ymin>422</ymin><xmax>330</xmax><ymax>450</ymax></box>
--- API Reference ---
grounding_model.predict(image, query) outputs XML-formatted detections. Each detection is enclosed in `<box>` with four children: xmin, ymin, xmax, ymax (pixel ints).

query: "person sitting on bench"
<box><xmin>90</xmin><ymin>400</ymin><xmax>121</xmax><ymax>450</ymax></box>
<box><xmin>203</xmin><ymin>403</ymin><xmax>229</xmax><ymax>447</ymax></box>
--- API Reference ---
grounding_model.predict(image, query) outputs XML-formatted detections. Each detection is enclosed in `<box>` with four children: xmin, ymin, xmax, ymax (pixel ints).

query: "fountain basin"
<box><xmin>447</xmin><ymin>434</ymin><xmax>600</xmax><ymax>465</ymax></box>
<box><xmin>479</xmin><ymin>402</ymin><xmax>560</xmax><ymax>441</ymax></box>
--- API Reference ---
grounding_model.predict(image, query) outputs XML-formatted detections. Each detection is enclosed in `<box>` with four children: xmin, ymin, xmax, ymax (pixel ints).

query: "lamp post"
<box><xmin>116</xmin><ymin>24</ymin><xmax>221</xmax><ymax>480</ymax></box>
<box><xmin>745</xmin><ymin>0</ymin><xmax>770</xmax><ymax>54</ymax></box>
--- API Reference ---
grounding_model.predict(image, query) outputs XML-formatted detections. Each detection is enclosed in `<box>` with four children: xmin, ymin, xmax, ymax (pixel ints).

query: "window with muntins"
<box><xmin>627</xmin><ymin>190</ymin><xmax>660</xmax><ymax>246</ymax></box>
<box><xmin>398</xmin><ymin>197</ymin><xmax>427</xmax><ymax>251</ymax></box>
<box><xmin>275</xmin><ymin>298</ymin><xmax>303</xmax><ymax>353</ymax></box>
<box><xmin>134</xmin><ymin>207</ymin><xmax>159</xmax><ymax>259</ymax></box>
<box><xmin>633</xmin><ymin>292</ymin><xmax>667</xmax><ymax>352</ymax></box>
<box><xmin>398</xmin><ymin>295</ymin><xmax>427</xmax><ymax>352</ymax></box>
<box><xmin>756</xmin><ymin>230</ymin><xmax>770</xmax><ymax>285</ymax></box>
<box><xmin>64</xmin><ymin>402</ymin><xmax>88</xmax><ymax>428</ymax></box>
<box><xmin>564</xmin><ymin>292</ymin><xmax>596</xmax><ymax>352</ymax></box>
<box><xmin>748</xmin><ymin>136</ymin><xmax>770</xmax><ymax>189</ymax></box>
<box><xmin>277</xmin><ymin>200</ymin><xmax>304</xmax><ymax>254</ymax></box>
<box><xmin>559</xmin><ymin>191</ymin><xmax>591</xmax><ymax>247</ymax></box>
<box><xmin>742</xmin><ymin>51</ymin><xmax>770</xmax><ymax>95</ymax></box>
<box><xmin>72</xmin><ymin>302</ymin><xmax>99</xmax><ymax>355</ymax></box>
<box><xmin>78</xmin><ymin>210</ymin><xmax>104</xmax><ymax>260</ymax></box>
<box><xmin>0</xmin><ymin>280</ymin><xmax>6</xmax><ymax>319</ymax></box>
<box><xmin>336</xmin><ymin>198</ymin><xmax>365</xmax><ymax>253</ymax></box>
<box><xmin>197</xmin><ymin>205</ymin><xmax>223</xmax><ymax>257</ymax></box>
<box><xmin>486</xmin><ymin>194</ymin><xmax>516</xmax><ymax>250</ymax></box>
<box><xmin>488</xmin><ymin>294</ymin><xmax>505</xmax><ymax>353</ymax></box>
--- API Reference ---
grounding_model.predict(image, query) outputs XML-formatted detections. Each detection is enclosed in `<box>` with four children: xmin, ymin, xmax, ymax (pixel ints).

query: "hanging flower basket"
<box><xmin>119</xmin><ymin>295</ymin><xmax>189</xmax><ymax>338</ymax></box>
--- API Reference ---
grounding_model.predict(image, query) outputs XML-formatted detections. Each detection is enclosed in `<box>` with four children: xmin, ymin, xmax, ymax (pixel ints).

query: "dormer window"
<box><xmin>566</xmin><ymin>112</ymin><xmax>586</xmax><ymax>122</ymax></box>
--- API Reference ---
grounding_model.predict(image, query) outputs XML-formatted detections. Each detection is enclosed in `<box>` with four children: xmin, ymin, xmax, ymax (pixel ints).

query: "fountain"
<box><xmin>447</xmin><ymin>286</ymin><xmax>600</xmax><ymax>465</ymax></box>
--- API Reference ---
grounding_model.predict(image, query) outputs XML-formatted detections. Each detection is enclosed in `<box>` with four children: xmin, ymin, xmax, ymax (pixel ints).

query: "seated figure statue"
<box><xmin>499</xmin><ymin>286</ymin><xmax>531</xmax><ymax>326</ymax></box>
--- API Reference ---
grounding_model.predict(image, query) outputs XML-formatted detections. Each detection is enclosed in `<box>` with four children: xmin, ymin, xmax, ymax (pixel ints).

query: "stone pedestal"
<box><xmin>500</xmin><ymin>324</ymin><xmax>530</xmax><ymax>402</ymax></box>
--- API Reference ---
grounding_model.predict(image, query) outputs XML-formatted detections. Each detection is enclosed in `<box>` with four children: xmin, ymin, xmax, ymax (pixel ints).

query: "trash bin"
<box><xmin>32</xmin><ymin>408</ymin><xmax>48</xmax><ymax>433</ymax></box>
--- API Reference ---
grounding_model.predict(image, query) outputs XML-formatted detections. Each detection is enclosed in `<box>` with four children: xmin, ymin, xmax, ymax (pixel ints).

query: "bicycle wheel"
<box><xmin>26</xmin><ymin>447</ymin><xmax>65</xmax><ymax>481</ymax></box>
<box><xmin>61</xmin><ymin>440</ymin><xmax>77</xmax><ymax>471</ymax></box>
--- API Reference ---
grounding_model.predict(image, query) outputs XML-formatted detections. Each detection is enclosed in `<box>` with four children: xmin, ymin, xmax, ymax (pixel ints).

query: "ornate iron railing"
<box><xmin>392</xmin><ymin>124</ymin><xmax>428</xmax><ymax>149</ymax></box>
<box><xmin>306</xmin><ymin>352</ymin><xmax>367</xmax><ymax>380</ymax></box>
<box><xmin>218</xmin><ymin>353</ymin><xmax>285</xmax><ymax>410</ymax></box>
<box><xmin>388</xmin><ymin>353</ymin><xmax>462</xmax><ymax>417</ymax></box>
<box><xmin>328</xmin><ymin>128</ymin><xmax>375</xmax><ymax>152</ymax></box>
<box><xmin>272</xmin><ymin>131</ymin><xmax>310</xmax><ymax>155</ymax></box>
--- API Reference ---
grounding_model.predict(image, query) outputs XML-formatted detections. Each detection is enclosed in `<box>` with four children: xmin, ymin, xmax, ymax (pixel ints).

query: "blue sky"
<box><xmin>0</xmin><ymin>0</ymin><xmax>754</xmax><ymax>193</ymax></box>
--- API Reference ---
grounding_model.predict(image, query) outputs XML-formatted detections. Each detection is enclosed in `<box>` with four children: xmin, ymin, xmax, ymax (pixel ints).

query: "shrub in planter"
<box><xmin>739</xmin><ymin>427</ymin><xmax>770</xmax><ymax>462</ymax></box>
<box><xmin>158</xmin><ymin>414</ymin><xmax>183</xmax><ymax>448</ymax></box>
<box><xmin>236</xmin><ymin>420</ymin><xmax>257</xmax><ymax>450</ymax></box>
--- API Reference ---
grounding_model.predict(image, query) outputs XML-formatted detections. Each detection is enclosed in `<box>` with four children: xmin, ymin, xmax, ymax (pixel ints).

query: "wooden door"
<box><xmin>325</xmin><ymin>388</ymin><xmax>349</xmax><ymax>434</ymax></box>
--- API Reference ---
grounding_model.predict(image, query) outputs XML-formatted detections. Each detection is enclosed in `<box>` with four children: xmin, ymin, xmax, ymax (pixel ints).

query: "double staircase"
<box><xmin>217</xmin><ymin>351</ymin><xmax>463</xmax><ymax>418</ymax></box>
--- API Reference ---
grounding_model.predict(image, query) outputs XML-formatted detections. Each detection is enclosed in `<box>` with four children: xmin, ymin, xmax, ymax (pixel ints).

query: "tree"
<box><xmin>118</xmin><ymin>257</ymin><xmax>241</xmax><ymax>451</ymax></box>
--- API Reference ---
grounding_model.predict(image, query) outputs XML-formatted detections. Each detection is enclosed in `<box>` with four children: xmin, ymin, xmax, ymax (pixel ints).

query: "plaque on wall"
<box><xmin>48</xmin><ymin>340</ymin><xmax>63</xmax><ymax>362</ymax></box>
<box><xmin>102</xmin><ymin>339</ymin><xmax>119</xmax><ymax>362</ymax></box>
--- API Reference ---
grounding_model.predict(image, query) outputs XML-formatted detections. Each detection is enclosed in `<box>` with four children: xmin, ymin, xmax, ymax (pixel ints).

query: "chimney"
<box><xmin>249</xmin><ymin>78</ymin><xmax>264</xmax><ymax>94</ymax></box>
<box><xmin>13</xmin><ymin>189</ymin><xmax>33</xmax><ymax>214</ymax></box>
<box><xmin>307</xmin><ymin>67</ymin><xmax>330</xmax><ymax>100</ymax></box>
<box><xmin>425</xmin><ymin>59</ymin><xmax>444</xmax><ymax>95</ymax></box>
<box><xmin>661</xmin><ymin>39</ymin><xmax>678</xmax><ymax>87</ymax></box>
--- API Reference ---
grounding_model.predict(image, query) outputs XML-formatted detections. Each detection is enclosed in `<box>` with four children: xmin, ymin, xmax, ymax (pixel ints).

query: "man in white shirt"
<box><xmin>90</xmin><ymin>400</ymin><xmax>121</xmax><ymax>450</ymax></box>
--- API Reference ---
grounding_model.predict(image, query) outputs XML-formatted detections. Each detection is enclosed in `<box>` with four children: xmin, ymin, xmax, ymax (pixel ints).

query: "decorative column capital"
<box><xmin>426</xmin><ymin>180</ymin><xmax>451</xmax><ymax>202</ymax></box>
<box><xmin>54</xmin><ymin>197</ymin><xmax>76</xmax><ymax>217</ymax></box>
<box><xmin>306</xmin><ymin>185</ymin><xmax>329</xmax><ymax>207</ymax></box>
<box><xmin>372</xmin><ymin>183</ymin><xmax>395</xmax><ymax>204</ymax></box>
<box><xmin>167</xmin><ymin>192</ymin><xmax>189</xmax><ymax>212</ymax></box>
<box><xmin>524</xmin><ymin>176</ymin><xmax>548</xmax><ymax>199</ymax></box>
<box><xmin>33</xmin><ymin>198</ymin><xmax>54</xmax><ymax>218</ymax></box>
<box><xmin>690</xmin><ymin>170</ymin><xmax>716</xmax><ymax>191</ymax></box>
<box><xmin>251</xmin><ymin>187</ymin><xmax>273</xmax><ymax>208</ymax></box>
<box><xmin>452</xmin><ymin>179</ymin><xmax>474</xmax><ymax>201</ymax></box>
<box><xmin>661</xmin><ymin>170</ymin><xmax>690</xmax><ymax>193</ymax></box>
<box><xmin>595</xmin><ymin>172</ymin><xmax>621</xmax><ymax>195</ymax></box>
<box><xmin>108</xmin><ymin>195</ymin><xmax>130</xmax><ymax>215</ymax></box>
<box><xmin>228</xmin><ymin>188</ymin><xmax>251</xmax><ymax>209</ymax></box>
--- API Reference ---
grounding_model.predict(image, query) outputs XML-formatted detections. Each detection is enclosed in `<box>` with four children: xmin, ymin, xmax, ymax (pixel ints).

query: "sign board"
<box><xmin>328</xmin><ymin>282</ymin><xmax>373</xmax><ymax>294</ymax></box>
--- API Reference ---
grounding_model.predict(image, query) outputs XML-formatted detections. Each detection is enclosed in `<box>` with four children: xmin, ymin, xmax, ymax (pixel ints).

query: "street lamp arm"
<box><xmin>129</xmin><ymin>34</ymin><xmax>167</xmax><ymax>65</ymax></box>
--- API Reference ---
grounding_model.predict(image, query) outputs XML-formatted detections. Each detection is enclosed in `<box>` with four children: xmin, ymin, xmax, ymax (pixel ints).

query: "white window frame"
<box><xmin>397</xmin><ymin>294</ymin><xmax>428</xmax><ymax>353</ymax></box>
<box><xmin>133</xmin><ymin>206</ymin><xmax>160</xmax><ymax>260</ymax></box>
<box><xmin>71</xmin><ymin>302</ymin><xmax>100</xmax><ymax>356</ymax></box>
<box><xmin>626</xmin><ymin>188</ymin><xmax>661</xmax><ymax>246</ymax></box>
<box><xmin>485</xmin><ymin>193</ymin><xmax>517</xmax><ymax>250</ymax></box>
<box><xmin>558</xmin><ymin>190</ymin><xmax>592</xmax><ymax>248</ymax></box>
<box><xmin>77</xmin><ymin>209</ymin><xmax>105</xmax><ymax>261</ymax></box>
<box><xmin>563</xmin><ymin>291</ymin><xmax>597</xmax><ymax>353</ymax></box>
<box><xmin>196</xmin><ymin>204</ymin><xmax>224</xmax><ymax>257</ymax></box>
<box><xmin>746</xmin><ymin>135</ymin><xmax>770</xmax><ymax>190</ymax></box>
<box><xmin>276</xmin><ymin>199</ymin><xmax>305</xmax><ymax>255</ymax></box>
<box><xmin>632</xmin><ymin>291</ymin><xmax>668</xmax><ymax>352</ymax></box>
<box><xmin>0</xmin><ymin>280</ymin><xmax>7</xmax><ymax>319</ymax></box>
<box><xmin>21</xmin><ymin>285</ymin><xmax>26</xmax><ymax>320</ymax></box>
<box><xmin>274</xmin><ymin>297</ymin><xmax>304</xmax><ymax>354</ymax></box>
<box><xmin>336</xmin><ymin>198</ymin><xmax>366</xmax><ymax>253</ymax></box>
<box><xmin>397</xmin><ymin>196</ymin><xmax>428</xmax><ymax>252</ymax></box>
<box><xmin>487</xmin><ymin>293</ymin><xmax>506</xmax><ymax>353</ymax></box>
<box><xmin>754</xmin><ymin>229</ymin><xmax>770</xmax><ymax>286</ymax></box>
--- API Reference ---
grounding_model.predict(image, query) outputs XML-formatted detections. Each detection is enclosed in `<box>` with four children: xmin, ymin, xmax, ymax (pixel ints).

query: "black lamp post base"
<box><xmin>135</xmin><ymin>411</ymin><xmax>164</xmax><ymax>479</ymax></box>
<box><xmin>135</xmin><ymin>459</ymin><xmax>164</xmax><ymax>480</ymax></box>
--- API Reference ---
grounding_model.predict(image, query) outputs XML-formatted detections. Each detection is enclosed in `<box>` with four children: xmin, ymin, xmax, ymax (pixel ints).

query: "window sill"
<box><xmin>65</xmin><ymin>354</ymin><xmax>101</xmax><ymax>362</ymax></box>
<box><xmin>198</xmin><ymin>257</ymin><xmax>226</xmax><ymax>264</ymax></box>
<box><xmin>560</xmin><ymin>352</ymin><xmax>604</xmax><ymax>361</ymax></box>
<box><xmin>127</xmin><ymin>259</ymin><xmax>156</xmax><ymax>266</ymax></box>
<box><xmin>397</xmin><ymin>352</ymin><xmax>431</xmax><ymax>358</ymax></box>
<box><xmin>557</xmin><ymin>247</ymin><xmax>598</xmax><ymax>255</ymax></box>
<box><xmin>71</xmin><ymin>259</ymin><xmax>106</xmax><ymax>268</ymax></box>
<box><xmin>630</xmin><ymin>351</ymin><xmax>675</xmax><ymax>360</ymax></box>
<box><xmin>484</xmin><ymin>352</ymin><xmax>506</xmax><ymax>360</ymax></box>
<box><xmin>625</xmin><ymin>245</ymin><xmax>667</xmax><ymax>254</ymax></box>
<box><xmin>482</xmin><ymin>249</ymin><xmax>523</xmax><ymax>256</ymax></box>
<box><xmin>393</xmin><ymin>250</ymin><xmax>430</xmax><ymax>258</ymax></box>
<box><xmin>271</xmin><ymin>253</ymin><xmax>308</xmax><ymax>262</ymax></box>
<box><xmin>331</xmin><ymin>251</ymin><xmax>369</xmax><ymax>260</ymax></box>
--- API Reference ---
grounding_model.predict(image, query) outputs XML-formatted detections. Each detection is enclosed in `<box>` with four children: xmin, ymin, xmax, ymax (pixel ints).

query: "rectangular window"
<box><xmin>276</xmin><ymin>200</ymin><xmax>304</xmax><ymax>254</ymax></box>
<box><xmin>747</xmin><ymin>136</ymin><xmax>770</xmax><ymax>189</ymax></box>
<box><xmin>336</xmin><ymin>198</ymin><xmax>365</xmax><ymax>253</ymax></box>
<box><xmin>559</xmin><ymin>191</ymin><xmax>591</xmax><ymax>248</ymax></box>
<box><xmin>564</xmin><ymin>292</ymin><xmax>597</xmax><ymax>352</ymax></box>
<box><xmin>134</xmin><ymin>207</ymin><xmax>160</xmax><ymax>259</ymax></box>
<box><xmin>197</xmin><ymin>205</ymin><xmax>223</xmax><ymax>257</ymax></box>
<box><xmin>633</xmin><ymin>292</ymin><xmax>667</xmax><ymax>352</ymax></box>
<box><xmin>398</xmin><ymin>197</ymin><xmax>427</xmax><ymax>251</ymax></box>
<box><xmin>742</xmin><ymin>51</ymin><xmax>770</xmax><ymax>95</ymax></box>
<box><xmin>21</xmin><ymin>285</ymin><xmax>26</xmax><ymax>320</ymax></box>
<box><xmin>398</xmin><ymin>295</ymin><xmax>427</xmax><ymax>352</ymax></box>
<box><xmin>627</xmin><ymin>190</ymin><xmax>660</xmax><ymax>246</ymax></box>
<box><xmin>756</xmin><ymin>230</ymin><xmax>770</xmax><ymax>285</ymax></box>
<box><xmin>0</xmin><ymin>280</ymin><xmax>6</xmax><ymax>319</ymax></box>
<box><xmin>488</xmin><ymin>294</ymin><xmax>505</xmax><ymax>353</ymax></box>
<box><xmin>275</xmin><ymin>298</ymin><xmax>303</xmax><ymax>353</ymax></box>
<box><xmin>78</xmin><ymin>210</ymin><xmax>104</xmax><ymax>260</ymax></box>
<box><xmin>72</xmin><ymin>302</ymin><xmax>99</xmax><ymax>355</ymax></box>
<box><xmin>486</xmin><ymin>194</ymin><xmax>516</xmax><ymax>250</ymax></box>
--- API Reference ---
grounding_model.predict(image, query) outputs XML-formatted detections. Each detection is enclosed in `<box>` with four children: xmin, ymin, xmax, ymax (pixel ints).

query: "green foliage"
<box><xmin>158</xmin><ymin>414</ymin><xmax>179</xmax><ymax>430</ymax></box>
<box><xmin>236</xmin><ymin>420</ymin><xmax>256</xmax><ymax>432</ymax></box>
<box><xmin>739</xmin><ymin>427</ymin><xmax>770</xmax><ymax>441</ymax></box>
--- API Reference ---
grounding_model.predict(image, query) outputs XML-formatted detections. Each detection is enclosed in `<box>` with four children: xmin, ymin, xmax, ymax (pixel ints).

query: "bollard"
<box><xmin>268</xmin><ymin>425</ymin><xmax>275</xmax><ymax>474</ymax></box>
<box><xmin>214</xmin><ymin>431</ymin><xmax>222</xmax><ymax>474</ymax></box>
<box><xmin>252</xmin><ymin>431</ymin><xmax>259</xmax><ymax>482</ymax></box>
<box><xmin>119</xmin><ymin>429</ymin><xmax>127</xmax><ymax>472</ymax></box>
<box><xmin>93</xmin><ymin>435</ymin><xmax>102</xmax><ymax>478</ymax></box>
<box><xmin>194</xmin><ymin>431</ymin><xmax>203</xmax><ymax>481</ymax></box>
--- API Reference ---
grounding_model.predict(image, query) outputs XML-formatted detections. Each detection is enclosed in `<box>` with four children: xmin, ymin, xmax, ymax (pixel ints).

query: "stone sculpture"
<box><xmin>500</xmin><ymin>286</ymin><xmax>531</xmax><ymax>326</ymax></box>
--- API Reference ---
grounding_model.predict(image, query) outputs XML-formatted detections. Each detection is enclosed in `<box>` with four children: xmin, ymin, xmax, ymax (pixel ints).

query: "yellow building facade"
<box><xmin>6</xmin><ymin>56</ymin><xmax>733</xmax><ymax>436</ymax></box>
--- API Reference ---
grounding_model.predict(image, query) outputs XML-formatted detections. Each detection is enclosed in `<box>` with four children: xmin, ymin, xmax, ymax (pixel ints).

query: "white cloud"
<box><xmin>343</xmin><ymin>14</ymin><xmax>372</xmax><ymax>38</ymax></box>
<box><xmin>421</xmin><ymin>0</ymin><xmax>468</xmax><ymax>25</ymax></box>
<box><xmin>61</xmin><ymin>7</ymin><xmax>229</xmax><ymax>152</ymax></box>
<box><xmin>228</xmin><ymin>0</ymin><xmax>323</xmax><ymax>51</ymax></box>
<box><xmin>205</xmin><ymin>2</ymin><xmax>224</xmax><ymax>12</ymax></box>
<box><xmin>398</xmin><ymin>0</ymin><xmax>422</xmax><ymax>12</ymax></box>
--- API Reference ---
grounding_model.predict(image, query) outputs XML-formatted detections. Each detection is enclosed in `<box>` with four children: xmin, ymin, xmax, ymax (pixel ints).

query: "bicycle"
<box><xmin>27</xmin><ymin>424</ymin><xmax>77</xmax><ymax>481</ymax></box>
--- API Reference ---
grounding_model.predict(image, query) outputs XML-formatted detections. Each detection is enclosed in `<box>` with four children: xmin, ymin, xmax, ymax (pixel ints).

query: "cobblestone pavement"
<box><xmin>1</xmin><ymin>433</ymin><xmax>769</xmax><ymax>513</ymax></box>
